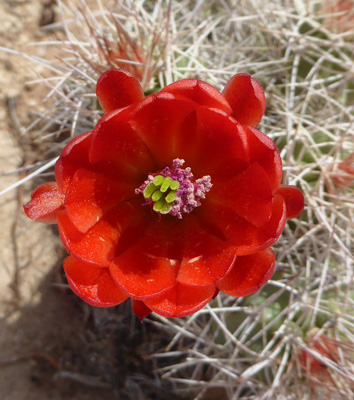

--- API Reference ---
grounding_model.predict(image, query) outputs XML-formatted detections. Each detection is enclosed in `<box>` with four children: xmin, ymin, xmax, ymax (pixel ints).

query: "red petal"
<box><xmin>110</xmin><ymin>214</ymin><xmax>198</xmax><ymax>299</ymax></box>
<box><xmin>144</xmin><ymin>283</ymin><xmax>215</xmax><ymax>318</ymax></box>
<box><xmin>110</xmin><ymin>211</ymin><xmax>237</xmax><ymax>294</ymax></box>
<box><xmin>89</xmin><ymin>108</ymin><xmax>155</xmax><ymax>183</ymax></box>
<box><xmin>177</xmin><ymin>218</ymin><xmax>237</xmax><ymax>287</ymax></box>
<box><xmin>131</xmin><ymin>299</ymin><xmax>152</xmax><ymax>320</ymax></box>
<box><xmin>199</xmin><ymin>193</ymin><xmax>286</xmax><ymax>256</ymax></box>
<box><xmin>109</xmin><ymin>226</ymin><xmax>179</xmax><ymax>299</ymax></box>
<box><xmin>217</xmin><ymin>248</ymin><xmax>275</xmax><ymax>297</ymax></box>
<box><xmin>24</xmin><ymin>182</ymin><xmax>64</xmax><ymax>224</ymax></box>
<box><xmin>55</xmin><ymin>131</ymin><xmax>91</xmax><ymax>194</ymax></box>
<box><xmin>65</xmin><ymin>168</ymin><xmax>136</xmax><ymax>233</ymax></box>
<box><xmin>211</xmin><ymin>162</ymin><xmax>273</xmax><ymax>227</ymax></box>
<box><xmin>161</xmin><ymin>79</ymin><xmax>232</xmax><ymax>114</ymax></box>
<box><xmin>278</xmin><ymin>185</ymin><xmax>305</xmax><ymax>219</ymax></box>
<box><xmin>129</xmin><ymin>93</ymin><xmax>196</xmax><ymax>168</ymax></box>
<box><xmin>244</xmin><ymin>126</ymin><xmax>283</xmax><ymax>191</ymax></box>
<box><xmin>222</xmin><ymin>73</ymin><xmax>265</xmax><ymax>128</ymax></box>
<box><xmin>57</xmin><ymin>201</ymin><xmax>140</xmax><ymax>266</ymax></box>
<box><xmin>96</xmin><ymin>69</ymin><xmax>144</xmax><ymax>113</ymax></box>
<box><xmin>63</xmin><ymin>256</ymin><xmax>129</xmax><ymax>307</ymax></box>
<box><xmin>175</xmin><ymin>107</ymin><xmax>249</xmax><ymax>181</ymax></box>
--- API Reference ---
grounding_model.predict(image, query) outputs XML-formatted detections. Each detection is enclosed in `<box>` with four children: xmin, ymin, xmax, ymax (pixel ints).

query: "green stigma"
<box><xmin>143</xmin><ymin>175</ymin><xmax>180</xmax><ymax>214</ymax></box>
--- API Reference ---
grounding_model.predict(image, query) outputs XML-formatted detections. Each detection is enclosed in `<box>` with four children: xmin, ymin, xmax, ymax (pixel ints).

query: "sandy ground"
<box><xmin>0</xmin><ymin>1</ymin><xmax>80</xmax><ymax>399</ymax></box>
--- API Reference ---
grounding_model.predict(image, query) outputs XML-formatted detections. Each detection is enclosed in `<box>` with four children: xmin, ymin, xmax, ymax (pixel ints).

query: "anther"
<box><xmin>136</xmin><ymin>159</ymin><xmax>212</xmax><ymax>218</ymax></box>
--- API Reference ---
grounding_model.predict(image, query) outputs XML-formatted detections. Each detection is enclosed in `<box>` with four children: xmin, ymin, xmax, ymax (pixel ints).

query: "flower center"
<box><xmin>136</xmin><ymin>158</ymin><xmax>212</xmax><ymax>219</ymax></box>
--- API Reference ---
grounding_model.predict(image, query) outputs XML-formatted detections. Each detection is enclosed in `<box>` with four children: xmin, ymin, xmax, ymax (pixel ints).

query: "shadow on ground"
<box><xmin>0</xmin><ymin>261</ymin><xmax>188</xmax><ymax>400</ymax></box>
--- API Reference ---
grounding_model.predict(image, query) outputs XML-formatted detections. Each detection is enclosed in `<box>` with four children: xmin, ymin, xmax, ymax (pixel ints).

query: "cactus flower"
<box><xmin>24</xmin><ymin>69</ymin><xmax>304</xmax><ymax>319</ymax></box>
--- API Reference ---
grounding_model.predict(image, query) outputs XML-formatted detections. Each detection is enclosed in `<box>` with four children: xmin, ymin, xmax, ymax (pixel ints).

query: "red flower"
<box><xmin>332</xmin><ymin>153</ymin><xmax>354</xmax><ymax>188</ymax></box>
<box><xmin>297</xmin><ymin>330</ymin><xmax>353</xmax><ymax>390</ymax></box>
<box><xmin>323</xmin><ymin>0</ymin><xmax>354</xmax><ymax>34</ymax></box>
<box><xmin>24</xmin><ymin>69</ymin><xmax>304</xmax><ymax>319</ymax></box>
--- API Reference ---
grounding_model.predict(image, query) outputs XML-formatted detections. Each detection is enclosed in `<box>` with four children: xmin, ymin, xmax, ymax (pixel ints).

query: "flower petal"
<box><xmin>109</xmin><ymin>222</ymin><xmax>180</xmax><ymax>299</ymax></box>
<box><xmin>110</xmin><ymin>211</ymin><xmax>238</xmax><ymax>294</ymax></box>
<box><xmin>222</xmin><ymin>73</ymin><xmax>266</xmax><ymax>128</ymax></box>
<box><xmin>244</xmin><ymin>126</ymin><xmax>283</xmax><ymax>191</ymax></box>
<box><xmin>89</xmin><ymin>108</ymin><xmax>155</xmax><ymax>183</ymax></box>
<box><xmin>161</xmin><ymin>79</ymin><xmax>232</xmax><ymax>114</ymax></box>
<box><xmin>23</xmin><ymin>182</ymin><xmax>64</xmax><ymax>224</ymax></box>
<box><xmin>65</xmin><ymin>168</ymin><xmax>136</xmax><ymax>233</ymax></box>
<box><xmin>113</xmin><ymin>214</ymin><xmax>190</xmax><ymax>293</ymax></box>
<box><xmin>57</xmin><ymin>200</ymin><xmax>142</xmax><ymax>266</ymax></box>
<box><xmin>278</xmin><ymin>184</ymin><xmax>305</xmax><ymax>219</ymax></box>
<box><xmin>131</xmin><ymin>299</ymin><xmax>152</xmax><ymax>320</ymax></box>
<box><xmin>217</xmin><ymin>248</ymin><xmax>275</xmax><ymax>297</ymax></box>
<box><xmin>199</xmin><ymin>193</ymin><xmax>286</xmax><ymax>256</ymax></box>
<box><xmin>211</xmin><ymin>162</ymin><xmax>273</xmax><ymax>227</ymax></box>
<box><xmin>174</xmin><ymin>107</ymin><xmax>249</xmax><ymax>181</ymax></box>
<box><xmin>96</xmin><ymin>68</ymin><xmax>144</xmax><ymax>113</ymax></box>
<box><xmin>129</xmin><ymin>93</ymin><xmax>197</xmax><ymax>168</ymax></box>
<box><xmin>63</xmin><ymin>256</ymin><xmax>129</xmax><ymax>307</ymax></box>
<box><xmin>177</xmin><ymin>218</ymin><xmax>237</xmax><ymax>287</ymax></box>
<box><xmin>55</xmin><ymin>131</ymin><xmax>92</xmax><ymax>194</ymax></box>
<box><xmin>144</xmin><ymin>283</ymin><xmax>215</xmax><ymax>318</ymax></box>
